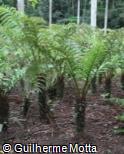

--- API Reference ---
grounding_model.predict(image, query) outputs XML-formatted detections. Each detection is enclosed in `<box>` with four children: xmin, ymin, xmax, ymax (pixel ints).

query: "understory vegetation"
<box><xmin>0</xmin><ymin>6</ymin><xmax>124</xmax><ymax>138</ymax></box>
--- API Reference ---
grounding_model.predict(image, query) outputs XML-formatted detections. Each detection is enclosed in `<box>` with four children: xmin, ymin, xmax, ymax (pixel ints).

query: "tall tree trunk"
<box><xmin>17</xmin><ymin>0</ymin><xmax>25</xmax><ymax>13</ymax></box>
<box><xmin>104</xmin><ymin>0</ymin><xmax>109</xmax><ymax>34</ymax></box>
<box><xmin>49</xmin><ymin>0</ymin><xmax>52</xmax><ymax>26</ymax></box>
<box><xmin>77</xmin><ymin>0</ymin><xmax>80</xmax><ymax>25</ymax></box>
<box><xmin>75</xmin><ymin>96</ymin><xmax>86</xmax><ymax>132</ymax></box>
<box><xmin>72</xmin><ymin>0</ymin><xmax>75</xmax><ymax>16</ymax></box>
<box><xmin>112</xmin><ymin>0</ymin><xmax>115</xmax><ymax>9</ymax></box>
<box><xmin>82</xmin><ymin>0</ymin><xmax>87</xmax><ymax>23</ymax></box>
<box><xmin>91</xmin><ymin>0</ymin><xmax>97</xmax><ymax>27</ymax></box>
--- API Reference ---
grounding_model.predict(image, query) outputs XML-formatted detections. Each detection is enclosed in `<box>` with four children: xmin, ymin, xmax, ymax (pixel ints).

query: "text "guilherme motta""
<box><xmin>13</xmin><ymin>143</ymin><xmax>98</xmax><ymax>153</ymax></box>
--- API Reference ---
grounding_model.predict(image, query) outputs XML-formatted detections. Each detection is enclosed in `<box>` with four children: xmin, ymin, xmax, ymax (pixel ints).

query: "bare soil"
<box><xmin>0</xmin><ymin>78</ymin><xmax>124</xmax><ymax>154</ymax></box>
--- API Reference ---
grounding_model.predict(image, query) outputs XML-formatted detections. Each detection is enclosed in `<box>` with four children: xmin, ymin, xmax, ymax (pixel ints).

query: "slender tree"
<box><xmin>82</xmin><ymin>0</ymin><xmax>87</xmax><ymax>23</ymax></box>
<box><xmin>104</xmin><ymin>0</ymin><xmax>109</xmax><ymax>34</ymax></box>
<box><xmin>77</xmin><ymin>0</ymin><xmax>80</xmax><ymax>24</ymax></box>
<box><xmin>91</xmin><ymin>0</ymin><xmax>97</xmax><ymax>27</ymax></box>
<box><xmin>49</xmin><ymin>0</ymin><xmax>52</xmax><ymax>26</ymax></box>
<box><xmin>17</xmin><ymin>0</ymin><xmax>25</xmax><ymax>13</ymax></box>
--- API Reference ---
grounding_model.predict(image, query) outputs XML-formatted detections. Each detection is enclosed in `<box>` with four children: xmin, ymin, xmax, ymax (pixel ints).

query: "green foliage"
<box><xmin>0</xmin><ymin>5</ymin><xmax>123</xmax><ymax>133</ymax></box>
<box><xmin>108</xmin><ymin>98</ymin><xmax>124</xmax><ymax>106</ymax></box>
<box><xmin>114</xmin><ymin>127</ymin><xmax>124</xmax><ymax>135</ymax></box>
<box><xmin>24</xmin><ymin>0</ymin><xmax>124</xmax><ymax>28</ymax></box>
<box><xmin>0</xmin><ymin>0</ymin><xmax>16</xmax><ymax>7</ymax></box>
<box><xmin>116</xmin><ymin>114</ymin><xmax>124</xmax><ymax>122</ymax></box>
<box><xmin>0</xmin><ymin>6</ymin><xmax>29</xmax><ymax>93</ymax></box>
<box><xmin>0</xmin><ymin>5</ymin><xmax>123</xmax><ymax>93</ymax></box>
<box><xmin>28</xmin><ymin>0</ymin><xmax>39</xmax><ymax>8</ymax></box>
<box><xmin>114</xmin><ymin>113</ymin><xmax>124</xmax><ymax>135</ymax></box>
<box><xmin>109</xmin><ymin>97</ymin><xmax>124</xmax><ymax>135</ymax></box>
<box><xmin>0</xmin><ymin>6</ymin><xmax>22</xmax><ymax>27</ymax></box>
<box><xmin>1</xmin><ymin>0</ymin><xmax>124</xmax><ymax>28</ymax></box>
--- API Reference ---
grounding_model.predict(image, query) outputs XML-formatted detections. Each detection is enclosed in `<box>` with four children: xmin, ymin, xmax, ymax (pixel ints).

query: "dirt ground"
<box><xmin>0</xmin><ymin>78</ymin><xmax>124</xmax><ymax>154</ymax></box>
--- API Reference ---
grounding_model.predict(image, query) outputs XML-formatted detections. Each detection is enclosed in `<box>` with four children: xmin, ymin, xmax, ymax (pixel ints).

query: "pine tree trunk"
<box><xmin>75</xmin><ymin>96</ymin><xmax>86</xmax><ymax>132</ymax></box>
<box><xmin>104</xmin><ymin>0</ymin><xmax>109</xmax><ymax>34</ymax></box>
<box><xmin>77</xmin><ymin>0</ymin><xmax>80</xmax><ymax>25</ymax></box>
<box><xmin>17</xmin><ymin>0</ymin><xmax>25</xmax><ymax>13</ymax></box>
<box><xmin>49</xmin><ymin>0</ymin><xmax>52</xmax><ymax>26</ymax></box>
<box><xmin>91</xmin><ymin>0</ymin><xmax>97</xmax><ymax>27</ymax></box>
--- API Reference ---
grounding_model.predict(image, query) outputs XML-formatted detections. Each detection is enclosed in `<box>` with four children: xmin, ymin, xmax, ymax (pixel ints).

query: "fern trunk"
<box><xmin>91</xmin><ymin>74</ymin><xmax>97</xmax><ymax>93</ymax></box>
<box><xmin>39</xmin><ymin>89</ymin><xmax>51</xmax><ymax>123</ymax></box>
<box><xmin>0</xmin><ymin>91</ymin><xmax>9</xmax><ymax>132</ymax></box>
<box><xmin>121</xmin><ymin>71</ymin><xmax>124</xmax><ymax>90</ymax></box>
<box><xmin>98</xmin><ymin>73</ymin><xmax>103</xmax><ymax>85</ymax></box>
<box><xmin>56</xmin><ymin>75</ymin><xmax>64</xmax><ymax>98</ymax></box>
<box><xmin>75</xmin><ymin>96</ymin><xmax>86</xmax><ymax>132</ymax></box>
<box><xmin>37</xmin><ymin>75</ymin><xmax>51</xmax><ymax>123</ymax></box>
<box><xmin>47</xmin><ymin>85</ymin><xmax>56</xmax><ymax>100</ymax></box>
<box><xmin>23</xmin><ymin>97</ymin><xmax>31</xmax><ymax>117</ymax></box>
<box><xmin>104</xmin><ymin>74</ymin><xmax>112</xmax><ymax>98</ymax></box>
<box><xmin>48</xmin><ymin>75</ymin><xmax>64</xmax><ymax>99</ymax></box>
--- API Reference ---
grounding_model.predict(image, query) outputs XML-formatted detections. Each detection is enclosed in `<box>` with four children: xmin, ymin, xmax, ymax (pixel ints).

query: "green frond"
<box><xmin>0</xmin><ymin>6</ymin><xmax>23</xmax><ymax>28</ymax></box>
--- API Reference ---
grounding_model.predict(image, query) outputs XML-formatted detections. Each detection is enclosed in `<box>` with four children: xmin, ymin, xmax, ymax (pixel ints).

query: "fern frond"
<box><xmin>0</xmin><ymin>6</ymin><xmax>23</xmax><ymax>28</ymax></box>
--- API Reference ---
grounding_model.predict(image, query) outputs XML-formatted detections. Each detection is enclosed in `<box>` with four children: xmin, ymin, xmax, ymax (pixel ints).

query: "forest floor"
<box><xmin>0</xmin><ymin>77</ymin><xmax>124</xmax><ymax>154</ymax></box>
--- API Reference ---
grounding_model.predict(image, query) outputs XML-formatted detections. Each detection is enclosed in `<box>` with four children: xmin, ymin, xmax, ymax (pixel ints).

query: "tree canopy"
<box><xmin>0</xmin><ymin>0</ymin><xmax>124</xmax><ymax>28</ymax></box>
